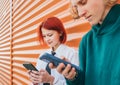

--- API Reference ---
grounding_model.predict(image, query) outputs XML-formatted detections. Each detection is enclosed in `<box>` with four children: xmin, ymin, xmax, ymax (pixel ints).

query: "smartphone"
<box><xmin>23</xmin><ymin>62</ymin><xmax>38</xmax><ymax>71</ymax></box>
<box><xmin>40</xmin><ymin>53</ymin><xmax>80</xmax><ymax>71</ymax></box>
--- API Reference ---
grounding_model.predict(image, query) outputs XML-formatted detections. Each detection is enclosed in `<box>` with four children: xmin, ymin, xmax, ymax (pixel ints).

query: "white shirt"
<box><xmin>36</xmin><ymin>44</ymin><xmax>79</xmax><ymax>85</ymax></box>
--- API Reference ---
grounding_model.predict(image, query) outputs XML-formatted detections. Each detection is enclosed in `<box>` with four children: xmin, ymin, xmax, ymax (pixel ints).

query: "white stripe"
<box><xmin>64</xmin><ymin>18</ymin><xmax>89</xmax><ymax>29</ymax></box>
<box><xmin>0</xmin><ymin>47</ymin><xmax>10</xmax><ymax>51</ymax></box>
<box><xmin>0</xmin><ymin>65</ymin><xmax>11</xmax><ymax>72</ymax></box>
<box><xmin>0</xmin><ymin>75</ymin><xmax>10</xmax><ymax>84</ymax></box>
<box><xmin>0</xmin><ymin>27</ymin><xmax>10</xmax><ymax>38</ymax></box>
<box><xmin>67</xmin><ymin>32</ymin><xmax>87</xmax><ymax>41</ymax></box>
<box><xmin>13</xmin><ymin>49</ymin><xmax>46</xmax><ymax>54</ymax></box>
<box><xmin>13</xmin><ymin>24</ymin><xmax>38</xmax><ymax>38</ymax></box>
<box><xmin>13</xmin><ymin>41</ymin><xmax>39</xmax><ymax>48</ymax></box>
<box><xmin>0</xmin><ymin>15</ymin><xmax>10</xmax><ymax>30</ymax></box>
<box><xmin>55</xmin><ymin>10</ymin><xmax>70</xmax><ymax>18</ymax></box>
<box><xmin>0</xmin><ymin>56</ymin><xmax>10</xmax><ymax>59</ymax></box>
<box><xmin>13</xmin><ymin>0</ymin><xmax>24</xmax><ymax>11</ymax></box>
<box><xmin>13</xmin><ymin>0</ymin><xmax>52</xmax><ymax>28</ymax></box>
<box><xmin>0</xmin><ymin>60</ymin><xmax>10</xmax><ymax>64</ymax></box>
<box><xmin>32</xmin><ymin>0</ymin><xmax>68</xmax><ymax>21</ymax></box>
<box><xmin>13</xmin><ymin>57</ymin><xmax>37</xmax><ymax>62</ymax></box>
<box><xmin>0</xmin><ymin>71</ymin><xmax>10</xmax><ymax>79</ymax></box>
<box><xmin>13</xmin><ymin>73</ymin><xmax>31</xmax><ymax>84</ymax></box>
<box><xmin>0</xmin><ymin>42</ymin><xmax>10</xmax><ymax>47</ymax></box>
<box><xmin>13</xmin><ymin>33</ymin><xmax>37</xmax><ymax>43</ymax></box>
<box><xmin>0</xmin><ymin>52</ymin><xmax>10</xmax><ymax>54</ymax></box>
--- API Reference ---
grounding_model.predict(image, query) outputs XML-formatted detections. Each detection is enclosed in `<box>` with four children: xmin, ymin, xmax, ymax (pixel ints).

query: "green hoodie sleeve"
<box><xmin>66</xmin><ymin>70</ymin><xmax>85</xmax><ymax>85</ymax></box>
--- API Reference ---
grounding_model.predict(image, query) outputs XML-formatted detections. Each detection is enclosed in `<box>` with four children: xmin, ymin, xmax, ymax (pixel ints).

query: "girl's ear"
<box><xmin>60</xmin><ymin>32</ymin><xmax>63</xmax><ymax>36</ymax></box>
<box><xmin>60</xmin><ymin>33</ymin><xmax>62</xmax><ymax>36</ymax></box>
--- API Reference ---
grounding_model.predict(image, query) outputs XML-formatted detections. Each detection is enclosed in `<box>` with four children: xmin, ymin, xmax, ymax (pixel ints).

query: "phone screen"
<box><xmin>23</xmin><ymin>63</ymin><xmax>38</xmax><ymax>71</ymax></box>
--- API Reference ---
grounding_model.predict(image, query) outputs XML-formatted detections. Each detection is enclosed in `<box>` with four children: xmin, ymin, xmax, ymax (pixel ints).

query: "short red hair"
<box><xmin>37</xmin><ymin>17</ymin><xmax>67</xmax><ymax>45</ymax></box>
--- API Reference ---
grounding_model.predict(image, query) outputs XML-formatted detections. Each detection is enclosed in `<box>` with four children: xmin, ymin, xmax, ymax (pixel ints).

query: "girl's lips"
<box><xmin>47</xmin><ymin>41</ymin><xmax>52</xmax><ymax>44</ymax></box>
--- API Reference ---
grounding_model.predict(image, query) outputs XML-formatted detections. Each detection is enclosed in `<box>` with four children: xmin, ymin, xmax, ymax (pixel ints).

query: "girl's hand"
<box><xmin>38</xmin><ymin>69</ymin><xmax>54</xmax><ymax>84</ymax></box>
<box><xmin>28</xmin><ymin>69</ymin><xmax>54</xmax><ymax>84</ymax></box>
<box><xmin>28</xmin><ymin>70</ymin><xmax>40</xmax><ymax>84</ymax></box>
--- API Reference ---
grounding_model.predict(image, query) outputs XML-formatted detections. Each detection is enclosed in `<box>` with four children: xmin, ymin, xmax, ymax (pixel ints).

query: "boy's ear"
<box><xmin>69</xmin><ymin>2</ymin><xmax>80</xmax><ymax>19</ymax></box>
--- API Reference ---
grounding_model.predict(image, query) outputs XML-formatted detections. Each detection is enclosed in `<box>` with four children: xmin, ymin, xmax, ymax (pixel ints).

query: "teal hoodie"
<box><xmin>66</xmin><ymin>4</ymin><xmax>120</xmax><ymax>85</ymax></box>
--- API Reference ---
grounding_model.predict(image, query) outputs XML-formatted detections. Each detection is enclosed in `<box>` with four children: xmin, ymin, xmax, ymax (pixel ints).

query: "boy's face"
<box><xmin>70</xmin><ymin>0</ymin><xmax>106</xmax><ymax>25</ymax></box>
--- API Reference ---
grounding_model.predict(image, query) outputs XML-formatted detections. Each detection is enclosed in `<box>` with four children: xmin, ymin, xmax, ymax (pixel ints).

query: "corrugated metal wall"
<box><xmin>0</xmin><ymin>0</ymin><xmax>90</xmax><ymax>84</ymax></box>
<box><xmin>0</xmin><ymin>0</ymin><xmax>11</xmax><ymax>85</ymax></box>
<box><xmin>1</xmin><ymin>0</ymin><xmax>119</xmax><ymax>85</ymax></box>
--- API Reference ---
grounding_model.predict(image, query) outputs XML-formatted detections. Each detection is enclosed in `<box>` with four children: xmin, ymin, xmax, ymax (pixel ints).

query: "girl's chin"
<box><xmin>48</xmin><ymin>45</ymin><xmax>52</xmax><ymax>47</ymax></box>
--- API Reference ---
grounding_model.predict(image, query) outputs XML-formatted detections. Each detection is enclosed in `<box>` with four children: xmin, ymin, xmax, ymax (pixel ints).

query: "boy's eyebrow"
<box><xmin>70</xmin><ymin>0</ymin><xmax>87</xmax><ymax>7</ymax></box>
<box><xmin>70</xmin><ymin>0</ymin><xmax>81</xmax><ymax>5</ymax></box>
<box><xmin>76</xmin><ymin>0</ymin><xmax>87</xmax><ymax>5</ymax></box>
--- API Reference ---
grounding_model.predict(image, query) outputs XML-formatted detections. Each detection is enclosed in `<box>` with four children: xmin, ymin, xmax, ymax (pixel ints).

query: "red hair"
<box><xmin>37</xmin><ymin>17</ymin><xmax>67</xmax><ymax>45</ymax></box>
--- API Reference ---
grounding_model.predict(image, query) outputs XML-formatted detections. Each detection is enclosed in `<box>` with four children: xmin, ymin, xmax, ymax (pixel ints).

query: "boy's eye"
<box><xmin>77</xmin><ymin>0</ymin><xmax>87</xmax><ymax>5</ymax></box>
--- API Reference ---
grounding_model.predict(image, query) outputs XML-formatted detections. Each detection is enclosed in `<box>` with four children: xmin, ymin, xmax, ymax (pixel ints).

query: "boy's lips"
<box><xmin>86</xmin><ymin>15</ymin><xmax>92</xmax><ymax>21</ymax></box>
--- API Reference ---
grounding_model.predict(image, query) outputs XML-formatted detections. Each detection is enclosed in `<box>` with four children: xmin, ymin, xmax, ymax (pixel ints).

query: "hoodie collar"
<box><xmin>92</xmin><ymin>4</ymin><xmax>120</xmax><ymax>36</ymax></box>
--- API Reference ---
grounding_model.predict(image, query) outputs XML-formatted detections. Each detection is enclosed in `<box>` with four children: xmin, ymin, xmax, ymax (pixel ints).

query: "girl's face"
<box><xmin>41</xmin><ymin>28</ymin><xmax>61</xmax><ymax>49</ymax></box>
<box><xmin>71</xmin><ymin>0</ymin><xmax>111</xmax><ymax>25</ymax></box>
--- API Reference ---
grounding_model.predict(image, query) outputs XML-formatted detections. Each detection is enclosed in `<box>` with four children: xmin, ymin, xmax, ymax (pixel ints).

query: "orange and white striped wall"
<box><xmin>0</xmin><ymin>0</ymin><xmax>119</xmax><ymax>85</ymax></box>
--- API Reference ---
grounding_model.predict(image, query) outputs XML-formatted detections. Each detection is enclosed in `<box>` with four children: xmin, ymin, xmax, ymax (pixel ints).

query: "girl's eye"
<box><xmin>42</xmin><ymin>35</ymin><xmax>46</xmax><ymax>38</ymax></box>
<box><xmin>48</xmin><ymin>34</ymin><xmax>53</xmax><ymax>37</ymax></box>
<box><xmin>42</xmin><ymin>34</ymin><xmax>53</xmax><ymax>38</ymax></box>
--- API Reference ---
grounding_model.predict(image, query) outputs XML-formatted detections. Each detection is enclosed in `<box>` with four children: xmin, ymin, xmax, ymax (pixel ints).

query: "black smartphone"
<box><xmin>40</xmin><ymin>53</ymin><xmax>80</xmax><ymax>71</ymax></box>
<box><xmin>23</xmin><ymin>62</ymin><xmax>38</xmax><ymax>71</ymax></box>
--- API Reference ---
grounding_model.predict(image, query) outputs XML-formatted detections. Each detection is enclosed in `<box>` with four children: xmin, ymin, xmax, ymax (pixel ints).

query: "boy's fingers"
<box><xmin>62</xmin><ymin>64</ymin><xmax>71</xmax><ymax>75</ymax></box>
<box><xmin>65</xmin><ymin>68</ymin><xmax>76</xmax><ymax>79</ymax></box>
<box><xmin>56</xmin><ymin>63</ymin><xmax>65</xmax><ymax>73</ymax></box>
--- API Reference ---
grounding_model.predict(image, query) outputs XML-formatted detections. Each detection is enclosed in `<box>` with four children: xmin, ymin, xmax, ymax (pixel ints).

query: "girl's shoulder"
<box><xmin>58</xmin><ymin>44</ymin><xmax>77</xmax><ymax>56</ymax></box>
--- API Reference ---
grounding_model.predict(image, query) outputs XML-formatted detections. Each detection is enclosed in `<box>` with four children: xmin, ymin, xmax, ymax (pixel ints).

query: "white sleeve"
<box><xmin>36</xmin><ymin>57</ymin><xmax>47</xmax><ymax>71</ymax></box>
<box><xmin>36</xmin><ymin>58</ymin><xmax>47</xmax><ymax>85</ymax></box>
<box><xmin>51</xmin><ymin>69</ymin><xmax>67</xmax><ymax>85</ymax></box>
<box><xmin>53</xmin><ymin>76</ymin><xmax>67</xmax><ymax>85</ymax></box>
<box><xmin>68</xmin><ymin>49</ymin><xmax>79</xmax><ymax>66</ymax></box>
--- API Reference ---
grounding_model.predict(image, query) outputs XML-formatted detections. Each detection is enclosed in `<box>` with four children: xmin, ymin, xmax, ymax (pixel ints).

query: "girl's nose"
<box><xmin>45</xmin><ymin>36</ymin><xmax>51</xmax><ymax>42</ymax></box>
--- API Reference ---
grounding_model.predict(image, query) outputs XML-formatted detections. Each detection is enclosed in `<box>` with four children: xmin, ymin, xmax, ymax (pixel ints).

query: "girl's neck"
<box><xmin>52</xmin><ymin>42</ymin><xmax>61</xmax><ymax>51</ymax></box>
